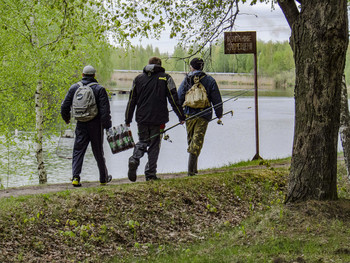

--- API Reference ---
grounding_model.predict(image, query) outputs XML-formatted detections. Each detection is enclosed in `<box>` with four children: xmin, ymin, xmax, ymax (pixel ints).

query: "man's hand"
<box><xmin>106</xmin><ymin>127</ymin><xmax>114</xmax><ymax>136</ymax></box>
<box><xmin>125</xmin><ymin>123</ymin><xmax>130</xmax><ymax>127</ymax></box>
<box><xmin>180</xmin><ymin>120</ymin><xmax>185</xmax><ymax>125</ymax></box>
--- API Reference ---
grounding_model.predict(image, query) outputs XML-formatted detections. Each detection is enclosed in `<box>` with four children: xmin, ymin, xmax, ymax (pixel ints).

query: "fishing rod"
<box><xmin>185</xmin><ymin>88</ymin><xmax>253</xmax><ymax>122</ymax></box>
<box><xmin>149</xmin><ymin>88</ymin><xmax>252</xmax><ymax>141</ymax></box>
<box><xmin>211</xmin><ymin>110</ymin><xmax>234</xmax><ymax>125</ymax></box>
<box><xmin>156</xmin><ymin>110</ymin><xmax>234</xmax><ymax>142</ymax></box>
<box><xmin>162</xmin><ymin>110</ymin><xmax>234</xmax><ymax>143</ymax></box>
<box><xmin>168</xmin><ymin>88</ymin><xmax>254</xmax><ymax>113</ymax></box>
<box><xmin>165</xmin><ymin>88</ymin><xmax>252</xmax><ymax>132</ymax></box>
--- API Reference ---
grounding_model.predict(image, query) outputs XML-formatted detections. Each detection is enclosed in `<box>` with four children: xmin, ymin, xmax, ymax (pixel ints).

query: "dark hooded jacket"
<box><xmin>125</xmin><ymin>64</ymin><xmax>185</xmax><ymax>125</ymax></box>
<box><xmin>61</xmin><ymin>75</ymin><xmax>112</xmax><ymax>129</ymax></box>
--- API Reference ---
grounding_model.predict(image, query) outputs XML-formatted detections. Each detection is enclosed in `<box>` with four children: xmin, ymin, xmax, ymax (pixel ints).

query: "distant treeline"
<box><xmin>112</xmin><ymin>40</ymin><xmax>296</xmax><ymax>74</ymax></box>
<box><xmin>111</xmin><ymin>40</ymin><xmax>350</xmax><ymax>89</ymax></box>
<box><xmin>111</xmin><ymin>40</ymin><xmax>295</xmax><ymax>88</ymax></box>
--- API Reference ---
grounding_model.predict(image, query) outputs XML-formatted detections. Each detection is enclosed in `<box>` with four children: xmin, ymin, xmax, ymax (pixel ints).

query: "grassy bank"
<box><xmin>0</xmin><ymin>159</ymin><xmax>349</xmax><ymax>263</ymax></box>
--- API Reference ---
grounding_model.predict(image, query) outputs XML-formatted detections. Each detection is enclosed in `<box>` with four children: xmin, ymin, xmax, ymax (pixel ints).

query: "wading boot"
<box><xmin>188</xmin><ymin>153</ymin><xmax>198</xmax><ymax>176</ymax></box>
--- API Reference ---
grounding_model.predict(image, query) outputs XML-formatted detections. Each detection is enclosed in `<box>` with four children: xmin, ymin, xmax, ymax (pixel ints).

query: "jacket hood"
<box><xmin>188</xmin><ymin>70</ymin><xmax>202</xmax><ymax>77</ymax></box>
<box><xmin>143</xmin><ymin>64</ymin><xmax>165</xmax><ymax>74</ymax></box>
<box><xmin>81</xmin><ymin>76</ymin><xmax>98</xmax><ymax>84</ymax></box>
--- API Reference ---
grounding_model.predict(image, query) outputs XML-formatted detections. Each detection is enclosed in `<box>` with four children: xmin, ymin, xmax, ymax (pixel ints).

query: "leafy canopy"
<box><xmin>104</xmin><ymin>0</ymin><xmax>272</xmax><ymax>54</ymax></box>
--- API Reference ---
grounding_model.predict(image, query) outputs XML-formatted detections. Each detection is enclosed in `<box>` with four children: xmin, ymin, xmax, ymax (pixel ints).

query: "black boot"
<box><xmin>188</xmin><ymin>153</ymin><xmax>198</xmax><ymax>176</ymax></box>
<box><xmin>128</xmin><ymin>157</ymin><xmax>139</xmax><ymax>182</ymax></box>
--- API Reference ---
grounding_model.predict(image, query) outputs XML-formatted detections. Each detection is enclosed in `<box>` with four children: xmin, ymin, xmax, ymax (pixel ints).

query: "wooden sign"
<box><xmin>224</xmin><ymin>31</ymin><xmax>256</xmax><ymax>54</ymax></box>
<box><xmin>224</xmin><ymin>31</ymin><xmax>261</xmax><ymax>160</ymax></box>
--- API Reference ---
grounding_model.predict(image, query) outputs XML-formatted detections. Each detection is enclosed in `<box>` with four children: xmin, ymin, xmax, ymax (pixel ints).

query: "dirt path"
<box><xmin>0</xmin><ymin>162</ymin><xmax>290</xmax><ymax>199</ymax></box>
<box><xmin>0</xmin><ymin>174</ymin><xmax>183</xmax><ymax>198</ymax></box>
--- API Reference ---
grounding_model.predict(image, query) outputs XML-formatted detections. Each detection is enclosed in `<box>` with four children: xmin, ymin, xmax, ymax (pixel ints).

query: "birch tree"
<box><xmin>0</xmin><ymin>0</ymin><xmax>115</xmax><ymax>184</ymax></box>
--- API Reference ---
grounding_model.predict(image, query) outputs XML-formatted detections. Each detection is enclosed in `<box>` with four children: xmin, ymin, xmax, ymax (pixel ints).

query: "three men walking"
<box><xmin>62</xmin><ymin>57</ymin><xmax>222</xmax><ymax>185</ymax></box>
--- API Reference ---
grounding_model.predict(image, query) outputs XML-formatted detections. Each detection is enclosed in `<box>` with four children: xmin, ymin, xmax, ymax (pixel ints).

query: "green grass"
<box><xmin>118</xmin><ymin>201</ymin><xmax>350</xmax><ymax>263</ymax></box>
<box><xmin>0</xmin><ymin>158</ymin><xmax>349</xmax><ymax>263</ymax></box>
<box><xmin>112</xmin><ymin>159</ymin><xmax>350</xmax><ymax>263</ymax></box>
<box><xmin>222</xmin><ymin>157</ymin><xmax>291</xmax><ymax>169</ymax></box>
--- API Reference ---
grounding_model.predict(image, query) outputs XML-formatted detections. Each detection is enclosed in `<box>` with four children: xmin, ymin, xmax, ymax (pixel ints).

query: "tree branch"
<box><xmin>39</xmin><ymin>0</ymin><xmax>68</xmax><ymax>49</ymax></box>
<box><xmin>179</xmin><ymin>0</ymin><xmax>239</xmax><ymax>57</ymax></box>
<box><xmin>277</xmin><ymin>0</ymin><xmax>299</xmax><ymax>29</ymax></box>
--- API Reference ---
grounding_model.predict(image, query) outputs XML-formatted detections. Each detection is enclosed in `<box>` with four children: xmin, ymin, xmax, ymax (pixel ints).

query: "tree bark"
<box><xmin>280</xmin><ymin>0</ymin><xmax>348</xmax><ymax>202</ymax></box>
<box><xmin>339</xmin><ymin>75</ymin><xmax>350</xmax><ymax>181</ymax></box>
<box><xmin>31</xmin><ymin>12</ymin><xmax>47</xmax><ymax>184</ymax></box>
<box><xmin>35</xmin><ymin>79</ymin><xmax>47</xmax><ymax>184</ymax></box>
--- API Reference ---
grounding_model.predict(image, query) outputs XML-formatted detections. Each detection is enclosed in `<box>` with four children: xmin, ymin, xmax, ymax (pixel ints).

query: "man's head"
<box><xmin>148</xmin><ymin>57</ymin><xmax>162</xmax><ymax>66</ymax></box>
<box><xmin>82</xmin><ymin>65</ymin><xmax>96</xmax><ymax>77</ymax></box>
<box><xmin>190</xmin><ymin>58</ymin><xmax>204</xmax><ymax>71</ymax></box>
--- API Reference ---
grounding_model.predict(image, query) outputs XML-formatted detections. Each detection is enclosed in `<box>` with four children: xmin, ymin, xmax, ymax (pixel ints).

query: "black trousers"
<box><xmin>129</xmin><ymin>124</ymin><xmax>161</xmax><ymax>178</ymax></box>
<box><xmin>72</xmin><ymin>118</ymin><xmax>108</xmax><ymax>183</ymax></box>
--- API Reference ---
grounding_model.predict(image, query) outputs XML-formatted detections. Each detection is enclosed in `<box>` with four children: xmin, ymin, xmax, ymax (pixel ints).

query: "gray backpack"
<box><xmin>72</xmin><ymin>82</ymin><xmax>98</xmax><ymax>122</ymax></box>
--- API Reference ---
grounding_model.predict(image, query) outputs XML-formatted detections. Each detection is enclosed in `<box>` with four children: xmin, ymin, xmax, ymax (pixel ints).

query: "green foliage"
<box><xmin>0</xmin><ymin>0</ymin><xmax>118</xmax><ymax>183</ymax></box>
<box><xmin>103</xmin><ymin>0</ymin><xmax>276</xmax><ymax>55</ymax></box>
<box><xmin>125</xmin><ymin>220</ymin><xmax>140</xmax><ymax>239</ymax></box>
<box><xmin>111</xmin><ymin>40</ymin><xmax>294</xmax><ymax>78</ymax></box>
<box><xmin>0</xmin><ymin>0</ymin><xmax>115</xmax><ymax>133</ymax></box>
<box><xmin>204</xmin><ymin>40</ymin><xmax>294</xmax><ymax>78</ymax></box>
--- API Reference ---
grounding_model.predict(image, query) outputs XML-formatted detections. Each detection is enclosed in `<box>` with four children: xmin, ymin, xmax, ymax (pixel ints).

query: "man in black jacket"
<box><xmin>61</xmin><ymin>65</ymin><xmax>112</xmax><ymax>187</ymax></box>
<box><xmin>125</xmin><ymin>57</ymin><xmax>185</xmax><ymax>182</ymax></box>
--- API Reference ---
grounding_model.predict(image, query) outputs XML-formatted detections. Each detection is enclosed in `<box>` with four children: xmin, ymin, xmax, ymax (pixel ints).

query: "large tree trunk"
<box><xmin>280</xmin><ymin>1</ymin><xmax>348</xmax><ymax>203</ymax></box>
<box><xmin>339</xmin><ymin>75</ymin><xmax>350</xmax><ymax>181</ymax></box>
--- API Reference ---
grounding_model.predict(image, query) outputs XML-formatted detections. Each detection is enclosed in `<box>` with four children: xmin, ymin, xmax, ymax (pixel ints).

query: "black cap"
<box><xmin>190</xmin><ymin>58</ymin><xmax>204</xmax><ymax>70</ymax></box>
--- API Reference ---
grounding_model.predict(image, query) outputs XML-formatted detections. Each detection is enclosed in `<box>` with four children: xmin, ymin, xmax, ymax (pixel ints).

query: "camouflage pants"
<box><xmin>186</xmin><ymin>116</ymin><xmax>209</xmax><ymax>156</ymax></box>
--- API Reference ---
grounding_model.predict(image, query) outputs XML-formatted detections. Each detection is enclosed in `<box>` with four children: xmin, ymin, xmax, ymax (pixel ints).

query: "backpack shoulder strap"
<box><xmin>193</xmin><ymin>75</ymin><xmax>200</xmax><ymax>84</ymax></box>
<box><xmin>87</xmin><ymin>82</ymin><xmax>99</xmax><ymax>87</ymax></box>
<box><xmin>192</xmin><ymin>72</ymin><xmax>206</xmax><ymax>85</ymax></box>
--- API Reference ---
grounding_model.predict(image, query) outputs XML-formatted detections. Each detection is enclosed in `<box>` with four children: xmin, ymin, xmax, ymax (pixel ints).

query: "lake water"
<box><xmin>106</xmin><ymin>93</ymin><xmax>296</xmax><ymax>177</ymax></box>
<box><xmin>0</xmin><ymin>91</ymin><xmax>298</xmax><ymax>188</ymax></box>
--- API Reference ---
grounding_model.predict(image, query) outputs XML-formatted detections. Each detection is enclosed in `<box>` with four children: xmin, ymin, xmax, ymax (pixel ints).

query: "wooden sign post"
<box><xmin>224</xmin><ymin>31</ymin><xmax>261</xmax><ymax>160</ymax></box>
